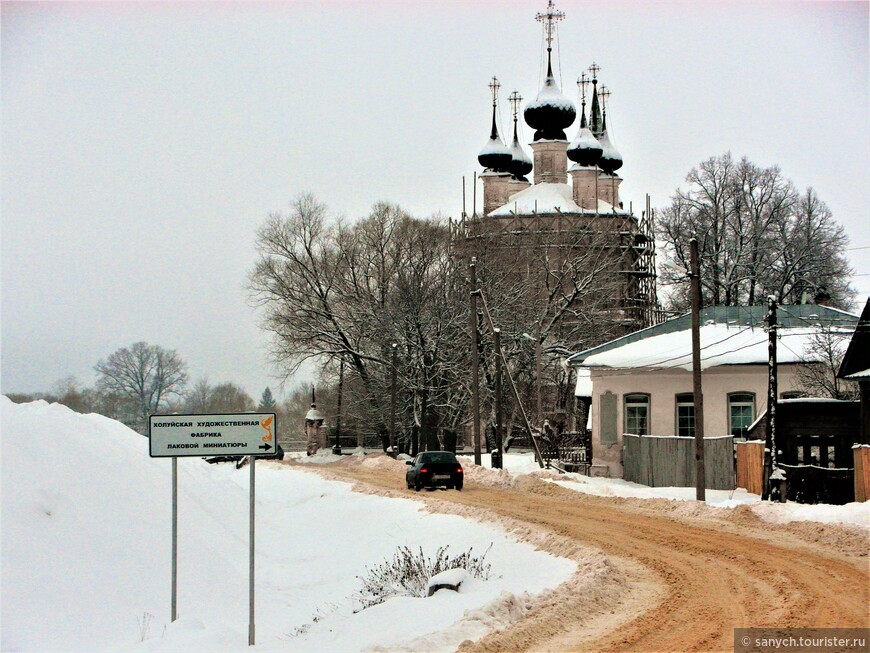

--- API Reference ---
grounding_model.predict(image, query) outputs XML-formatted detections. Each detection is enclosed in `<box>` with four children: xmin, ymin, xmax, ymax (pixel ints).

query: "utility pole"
<box><xmin>763</xmin><ymin>295</ymin><xmax>784</xmax><ymax>501</ymax></box>
<box><xmin>690</xmin><ymin>238</ymin><xmax>706</xmax><ymax>501</ymax></box>
<box><xmin>470</xmin><ymin>258</ymin><xmax>482</xmax><ymax>465</ymax></box>
<box><xmin>389</xmin><ymin>343</ymin><xmax>397</xmax><ymax>454</ymax></box>
<box><xmin>494</xmin><ymin>328</ymin><xmax>503</xmax><ymax>469</ymax></box>
<box><xmin>333</xmin><ymin>359</ymin><xmax>343</xmax><ymax>455</ymax></box>
<box><xmin>535</xmin><ymin>319</ymin><xmax>543</xmax><ymax>426</ymax></box>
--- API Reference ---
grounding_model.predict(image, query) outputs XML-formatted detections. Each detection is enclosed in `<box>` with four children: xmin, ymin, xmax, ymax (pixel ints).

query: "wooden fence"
<box><xmin>736</xmin><ymin>441</ymin><xmax>765</xmax><ymax>495</ymax></box>
<box><xmin>623</xmin><ymin>434</ymin><xmax>735</xmax><ymax>490</ymax></box>
<box><xmin>855</xmin><ymin>446</ymin><xmax>870</xmax><ymax>503</ymax></box>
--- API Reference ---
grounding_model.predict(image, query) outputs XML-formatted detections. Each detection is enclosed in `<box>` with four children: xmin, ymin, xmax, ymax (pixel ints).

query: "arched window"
<box><xmin>675</xmin><ymin>393</ymin><xmax>694</xmax><ymax>438</ymax></box>
<box><xmin>728</xmin><ymin>393</ymin><xmax>755</xmax><ymax>437</ymax></box>
<box><xmin>624</xmin><ymin>394</ymin><xmax>650</xmax><ymax>435</ymax></box>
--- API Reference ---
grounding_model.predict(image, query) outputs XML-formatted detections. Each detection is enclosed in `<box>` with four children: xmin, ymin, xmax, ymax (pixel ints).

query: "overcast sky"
<box><xmin>2</xmin><ymin>1</ymin><xmax>868</xmax><ymax>401</ymax></box>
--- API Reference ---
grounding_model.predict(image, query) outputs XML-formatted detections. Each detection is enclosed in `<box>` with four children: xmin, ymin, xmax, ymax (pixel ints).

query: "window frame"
<box><xmin>727</xmin><ymin>392</ymin><xmax>755</xmax><ymax>438</ymax></box>
<box><xmin>623</xmin><ymin>393</ymin><xmax>650</xmax><ymax>436</ymax></box>
<box><xmin>675</xmin><ymin>392</ymin><xmax>695</xmax><ymax>438</ymax></box>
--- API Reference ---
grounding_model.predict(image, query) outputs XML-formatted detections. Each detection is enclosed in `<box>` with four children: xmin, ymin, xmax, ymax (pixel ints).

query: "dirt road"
<box><xmin>287</xmin><ymin>456</ymin><xmax>869</xmax><ymax>653</ymax></box>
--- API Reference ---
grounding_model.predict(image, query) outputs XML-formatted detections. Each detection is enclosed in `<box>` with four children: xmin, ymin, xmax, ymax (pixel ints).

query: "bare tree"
<box><xmin>250</xmin><ymin>195</ymin><xmax>467</xmax><ymax>451</ymax></box>
<box><xmin>796</xmin><ymin>330</ymin><xmax>859</xmax><ymax>400</ymax></box>
<box><xmin>658</xmin><ymin>153</ymin><xmax>854</xmax><ymax>310</ymax></box>
<box><xmin>94</xmin><ymin>342</ymin><xmax>188</xmax><ymax>433</ymax></box>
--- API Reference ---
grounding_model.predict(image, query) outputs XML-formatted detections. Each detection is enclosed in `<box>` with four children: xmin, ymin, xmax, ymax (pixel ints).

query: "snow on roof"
<box><xmin>845</xmin><ymin>367</ymin><xmax>870</xmax><ymax>379</ymax></box>
<box><xmin>479</xmin><ymin>136</ymin><xmax>510</xmax><ymax>156</ymax></box>
<box><xmin>568</xmin><ymin>127</ymin><xmax>601</xmax><ymax>151</ymax></box>
<box><xmin>574</xmin><ymin>368</ymin><xmax>592</xmax><ymax>396</ymax></box>
<box><xmin>581</xmin><ymin>324</ymin><xmax>852</xmax><ymax>371</ymax></box>
<box><xmin>526</xmin><ymin>78</ymin><xmax>574</xmax><ymax>112</ymax></box>
<box><xmin>488</xmin><ymin>182</ymin><xmax>624</xmax><ymax>217</ymax></box>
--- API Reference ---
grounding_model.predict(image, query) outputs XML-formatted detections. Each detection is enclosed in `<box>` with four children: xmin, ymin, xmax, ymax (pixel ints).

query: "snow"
<box><xmin>471</xmin><ymin>452</ymin><xmax>869</xmax><ymax>530</ymax></box>
<box><xmin>525</xmin><ymin>77</ymin><xmax>575</xmax><ymax>113</ymax></box>
<box><xmin>488</xmin><ymin>182</ymin><xmax>623</xmax><ymax>217</ymax></box>
<box><xmin>845</xmin><ymin>367</ymin><xmax>870</xmax><ymax>379</ymax></box>
<box><xmin>428</xmin><ymin>568</ymin><xmax>469</xmax><ymax>591</ymax></box>
<box><xmin>0</xmin><ymin>398</ymin><xmax>575</xmax><ymax>652</ymax></box>
<box><xmin>581</xmin><ymin>324</ymin><xmax>854</xmax><ymax>371</ymax></box>
<box><xmin>478</xmin><ymin>136</ymin><xmax>510</xmax><ymax>157</ymax></box>
<box><xmin>574</xmin><ymin>367</ymin><xmax>592</xmax><ymax>396</ymax></box>
<box><xmin>567</xmin><ymin>126</ymin><xmax>602</xmax><ymax>152</ymax></box>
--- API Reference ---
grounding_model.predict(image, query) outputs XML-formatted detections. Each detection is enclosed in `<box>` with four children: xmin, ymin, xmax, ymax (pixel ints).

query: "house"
<box><xmin>837</xmin><ymin>297</ymin><xmax>870</xmax><ymax>445</ymax></box>
<box><xmin>567</xmin><ymin>304</ymin><xmax>859</xmax><ymax>478</ymax></box>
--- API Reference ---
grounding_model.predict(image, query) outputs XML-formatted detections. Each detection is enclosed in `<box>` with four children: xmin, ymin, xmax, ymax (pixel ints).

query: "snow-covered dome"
<box><xmin>524</xmin><ymin>73</ymin><xmax>576</xmax><ymax>141</ymax></box>
<box><xmin>479</xmin><ymin>103</ymin><xmax>513</xmax><ymax>172</ymax></box>
<box><xmin>567</xmin><ymin>126</ymin><xmax>602</xmax><ymax>167</ymax></box>
<box><xmin>478</xmin><ymin>136</ymin><xmax>512</xmax><ymax>172</ymax></box>
<box><xmin>508</xmin><ymin>124</ymin><xmax>533</xmax><ymax>180</ymax></box>
<box><xmin>597</xmin><ymin>116</ymin><xmax>622</xmax><ymax>174</ymax></box>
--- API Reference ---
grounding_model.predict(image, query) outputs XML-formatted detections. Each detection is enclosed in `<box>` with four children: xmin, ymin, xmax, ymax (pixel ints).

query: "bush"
<box><xmin>353</xmin><ymin>544</ymin><xmax>492</xmax><ymax>611</ymax></box>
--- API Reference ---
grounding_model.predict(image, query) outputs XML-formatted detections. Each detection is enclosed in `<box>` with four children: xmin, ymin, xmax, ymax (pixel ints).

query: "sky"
<box><xmin>2</xmin><ymin>0</ymin><xmax>868</xmax><ymax>401</ymax></box>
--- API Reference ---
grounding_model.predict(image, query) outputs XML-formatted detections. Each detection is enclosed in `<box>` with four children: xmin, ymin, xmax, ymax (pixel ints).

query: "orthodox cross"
<box><xmin>535</xmin><ymin>0</ymin><xmax>565</xmax><ymax>50</ymax></box>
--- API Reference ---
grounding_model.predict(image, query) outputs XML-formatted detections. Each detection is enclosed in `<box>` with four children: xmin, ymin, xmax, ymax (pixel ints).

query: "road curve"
<box><xmin>284</xmin><ymin>456</ymin><xmax>869</xmax><ymax>653</ymax></box>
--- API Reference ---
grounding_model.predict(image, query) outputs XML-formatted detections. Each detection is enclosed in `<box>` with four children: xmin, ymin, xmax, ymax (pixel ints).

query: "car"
<box><xmin>405</xmin><ymin>451</ymin><xmax>463</xmax><ymax>491</ymax></box>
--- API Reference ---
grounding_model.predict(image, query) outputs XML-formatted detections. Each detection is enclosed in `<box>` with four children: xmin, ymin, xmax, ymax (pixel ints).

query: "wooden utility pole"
<box><xmin>763</xmin><ymin>295</ymin><xmax>781</xmax><ymax>501</ymax></box>
<box><xmin>334</xmin><ymin>359</ymin><xmax>344</xmax><ymax>454</ymax></box>
<box><xmin>494</xmin><ymin>328</ymin><xmax>503</xmax><ymax>469</ymax></box>
<box><xmin>690</xmin><ymin>238</ymin><xmax>706</xmax><ymax>501</ymax></box>
<box><xmin>389</xmin><ymin>343</ymin><xmax>397</xmax><ymax>454</ymax></box>
<box><xmin>470</xmin><ymin>258</ymin><xmax>482</xmax><ymax>465</ymax></box>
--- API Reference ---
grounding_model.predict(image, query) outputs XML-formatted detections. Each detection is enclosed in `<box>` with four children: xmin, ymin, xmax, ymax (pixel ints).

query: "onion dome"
<box><xmin>524</xmin><ymin>56</ymin><xmax>575</xmax><ymax>141</ymax></box>
<box><xmin>478</xmin><ymin>83</ymin><xmax>512</xmax><ymax>172</ymax></box>
<box><xmin>508</xmin><ymin>92</ymin><xmax>533</xmax><ymax>180</ymax></box>
<box><xmin>567</xmin><ymin>94</ymin><xmax>602</xmax><ymax>167</ymax></box>
<box><xmin>597</xmin><ymin>112</ymin><xmax>623</xmax><ymax>174</ymax></box>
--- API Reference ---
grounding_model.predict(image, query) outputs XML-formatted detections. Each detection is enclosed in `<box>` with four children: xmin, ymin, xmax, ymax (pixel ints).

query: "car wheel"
<box><xmin>455</xmin><ymin>483</ymin><xmax>463</xmax><ymax>491</ymax></box>
<box><xmin>415</xmin><ymin>481</ymin><xmax>422</xmax><ymax>492</ymax></box>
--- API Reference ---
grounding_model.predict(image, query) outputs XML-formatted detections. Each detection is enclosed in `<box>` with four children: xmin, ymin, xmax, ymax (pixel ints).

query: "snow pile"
<box><xmin>468</xmin><ymin>451</ymin><xmax>869</xmax><ymax>529</ymax></box>
<box><xmin>489</xmin><ymin>182</ymin><xmax>623</xmax><ymax>217</ymax></box>
<box><xmin>0</xmin><ymin>398</ymin><xmax>576</xmax><ymax>652</ymax></box>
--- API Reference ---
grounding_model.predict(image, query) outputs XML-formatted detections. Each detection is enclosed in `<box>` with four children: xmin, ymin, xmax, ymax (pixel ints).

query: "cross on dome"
<box><xmin>535</xmin><ymin>0</ymin><xmax>565</xmax><ymax>50</ymax></box>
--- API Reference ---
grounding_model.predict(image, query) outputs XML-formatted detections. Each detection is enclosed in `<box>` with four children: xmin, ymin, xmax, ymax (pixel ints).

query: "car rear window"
<box><xmin>421</xmin><ymin>452</ymin><xmax>458</xmax><ymax>464</ymax></box>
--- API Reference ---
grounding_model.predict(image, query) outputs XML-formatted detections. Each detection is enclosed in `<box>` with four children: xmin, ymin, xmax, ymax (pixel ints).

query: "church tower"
<box><xmin>459</xmin><ymin>0</ymin><xmax>659</xmax><ymax>336</ymax></box>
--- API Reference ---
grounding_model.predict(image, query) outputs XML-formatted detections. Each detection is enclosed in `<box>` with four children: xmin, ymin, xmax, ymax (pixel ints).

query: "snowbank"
<box><xmin>468</xmin><ymin>451</ymin><xmax>869</xmax><ymax>530</ymax></box>
<box><xmin>1</xmin><ymin>398</ymin><xmax>575</xmax><ymax>652</ymax></box>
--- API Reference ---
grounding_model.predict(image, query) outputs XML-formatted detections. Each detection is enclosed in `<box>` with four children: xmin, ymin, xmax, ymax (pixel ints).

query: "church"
<box><xmin>456</xmin><ymin>0</ymin><xmax>659</xmax><ymax>350</ymax></box>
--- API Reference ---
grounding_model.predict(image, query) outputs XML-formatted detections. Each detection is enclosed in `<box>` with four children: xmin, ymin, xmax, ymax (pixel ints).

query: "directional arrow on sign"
<box><xmin>259</xmin><ymin>443</ymin><xmax>272</xmax><ymax>451</ymax></box>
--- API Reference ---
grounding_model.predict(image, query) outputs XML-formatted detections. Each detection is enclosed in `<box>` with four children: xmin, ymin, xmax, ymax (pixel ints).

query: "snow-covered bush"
<box><xmin>353</xmin><ymin>544</ymin><xmax>492</xmax><ymax>611</ymax></box>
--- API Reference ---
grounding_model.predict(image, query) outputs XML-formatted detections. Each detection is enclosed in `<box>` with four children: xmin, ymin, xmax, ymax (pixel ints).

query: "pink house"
<box><xmin>568</xmin><ymin>304</ymin><xmax>859</xmax><ymax>478</ymax></box>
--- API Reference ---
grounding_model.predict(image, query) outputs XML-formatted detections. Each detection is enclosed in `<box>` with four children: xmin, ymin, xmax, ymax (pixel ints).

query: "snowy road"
<box><xmin>302</xmin><ymin>455</ymin><xmax>870</xmax><ymax>653</ymax></box>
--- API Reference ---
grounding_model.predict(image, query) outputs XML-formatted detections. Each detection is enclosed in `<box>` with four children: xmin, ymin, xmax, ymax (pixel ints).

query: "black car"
<box><xmin>405</xmin><ymin>451</ymin><xmax>463</xmax><ymax>491</ymax></box>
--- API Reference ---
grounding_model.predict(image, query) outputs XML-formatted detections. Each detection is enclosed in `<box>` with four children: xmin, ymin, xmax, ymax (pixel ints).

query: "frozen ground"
<box><xmin>292</xmin><ymin>449</ymin><xmax>869</xmax><ymax>530</ymax></box>
<box><xmin>0</xmin><ymin>398</ymin><xmax>575</xmax><ymax>653</ymax></box>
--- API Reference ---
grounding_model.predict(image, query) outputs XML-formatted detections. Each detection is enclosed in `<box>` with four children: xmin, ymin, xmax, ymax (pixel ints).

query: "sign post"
<box><xmin>149</xmin><ymin>412</ymin><xmax>277</xmax><ymax>647</ymax></box>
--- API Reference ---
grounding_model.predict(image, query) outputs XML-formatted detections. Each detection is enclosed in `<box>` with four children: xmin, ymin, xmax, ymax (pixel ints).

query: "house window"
<box><xmin>624</xmin><ymin>394</ymin><xmax>649</xmax><ymax>435</ymax></box>
<box><xmin>728</xmin><ymin>393</ymin><xmax>755</xmax><ymax>437</ymax></box>
<box><xmin>675</xmin><ymin>393</ymin><xmax>694</xmax><ymax>438</ymax></box>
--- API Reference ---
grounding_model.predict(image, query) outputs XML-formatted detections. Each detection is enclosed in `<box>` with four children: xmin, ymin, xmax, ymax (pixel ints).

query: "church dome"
<box><xmin>524</xmin><ymin>73</ymin><xmax>576</xmax><ymax>141</ymax></box>
<box><xmin>597</xmin><ymin>117</ymin><xmax>622</xmax><ymax>174</ymax></box>
<box><xmin>478</xmin><ymin>136</ymin><xmax>512</xmax><ymax>172</ymax></box>
<box><xmin>567</xmin><ymin>121</ymin><xmax>602</xmax><ymax>167</ymax></box>
<box><xmin>479</xmin><ymin>82</ymin><xmax>513</xmax><ymax>172</ymax></box>
<box><xmin>508</xmin><ymin>124</ymin><xmax>533</xmax><ymax>180</ymax></box>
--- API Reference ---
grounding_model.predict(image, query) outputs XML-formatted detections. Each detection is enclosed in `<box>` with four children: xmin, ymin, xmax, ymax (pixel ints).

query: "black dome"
<box><xmin>567</xmin><ymin>126</ymin><xmax>602</xmax><ymax>167</ymax></box>
<box><xmin>524</xmin><ymin>75</ymin><xmax>576</xmax><ymax>141</ymax></box>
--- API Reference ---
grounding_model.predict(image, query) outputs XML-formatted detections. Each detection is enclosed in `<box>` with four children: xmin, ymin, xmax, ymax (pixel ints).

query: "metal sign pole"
<box><xmin>171</xmin><ymin>457</ymin><xmax>178</xmax><ymax>622</ymax></box>
<box><xmin>248</xmin><ymin>455</ymin><xmax>255</xmax><ymax>646</ymax></box>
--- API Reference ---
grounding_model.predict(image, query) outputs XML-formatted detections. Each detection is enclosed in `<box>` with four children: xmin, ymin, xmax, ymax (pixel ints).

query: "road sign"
<box><xmin>149</xmin><ymin>413</ymin><xmax>277</xmax><ymax>457</ymax></box>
